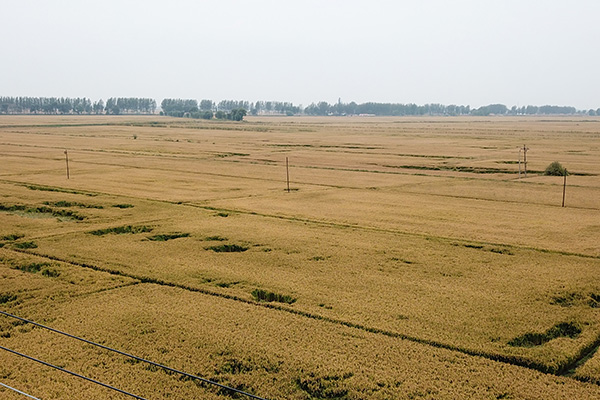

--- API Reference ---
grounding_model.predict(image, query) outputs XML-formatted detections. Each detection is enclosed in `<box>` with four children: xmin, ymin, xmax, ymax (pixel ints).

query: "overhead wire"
<box><xmin>0</xmin><ymin>381</ymin><xmax>41</xmax><ymax>400</ymax></box>
<box><xmin>0</xmin><ymin>310</ymin><xmax>269</xmax><ymax>400</ymax></box>
<box><xmin>0</xmin><ymin>345</ymin><xmax>147</xmax><ymax>400</ymax></box>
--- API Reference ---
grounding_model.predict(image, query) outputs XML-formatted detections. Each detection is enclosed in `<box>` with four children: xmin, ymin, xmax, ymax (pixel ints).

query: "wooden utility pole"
<box><xmin>64</xmin><ymin>150</ymin><xmax>70</xmax><ymax>179</ymax></box>
<box><xmin>285</xmin><ymin>157</ymin><xmax>290</xmax><ymax>193</ymax></box>
<box><xmin>522</xmin><ymin>145</ymin><xmax>529</xmax><ymax>177</ymax></box>
<box><xmin>562</xmin><ymin>171</ymin><xmax>567</xmax><ymax>207</ymax></box>
<box><xmin>518</xmin><ymin>147</ymin><xmax>522</xmax><ymax>178</ymax></box>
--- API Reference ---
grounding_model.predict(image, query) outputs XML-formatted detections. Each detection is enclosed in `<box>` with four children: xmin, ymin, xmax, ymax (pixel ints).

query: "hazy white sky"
<box><xmin>1</xmin><ymin>0</ymin><xmax>599</xmax><ymax>109</ymax></box>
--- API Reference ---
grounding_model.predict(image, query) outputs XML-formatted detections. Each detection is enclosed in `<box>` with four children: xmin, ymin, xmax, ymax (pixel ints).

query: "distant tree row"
<box><xmin>161</xmin><ymin>99</ymin><xmax>247</xmax><ymax>121</ymax></box>
<box><xmin>0</xmin><ymin>97</ymin><xmax>156</xmax><ymax>115</ymax></box>
<box><xmin>303</xmin><ymin>101</ymin><xmax>472</xmax><ymax>116</ymax></box>
<box><xmin>194</xmin><ymin>99</ymin><xmax>301</xmax><ymax>116</ymax></box>
<box><xmin>3</xmin><ymin>96</ymin><xmax>597</xmax><ymax>117</ymax></box>
<box><xmin>472</xmin><ymin>104</ymin><xmax>581</xmax><ymax>116</ymax></box>
<box><xmin>160</xmin><ymin>99</ymin><xmax>199</xmax><ymax>117</ymax></box>
<box><xmin>104</xmin><ymin>98</ymin><xmax>157</xmax><ymax>115</ymax></box>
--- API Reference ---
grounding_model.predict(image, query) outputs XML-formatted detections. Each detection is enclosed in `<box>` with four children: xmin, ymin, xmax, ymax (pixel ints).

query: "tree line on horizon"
<box><xmin>0</xmin><ymin>97</ymin><xmax>156</xmax><ymax>115</ymax></box>
<box><xmin>1</xmin><ymin>96</ymin><xmax>598</xmax><ymax>117</ymax></box>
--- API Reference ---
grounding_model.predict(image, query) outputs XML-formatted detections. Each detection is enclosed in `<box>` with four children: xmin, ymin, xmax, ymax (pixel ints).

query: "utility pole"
<box><xmin>522</xmin><ymin>145</ymin><xmax>529</xmax><ymax>177</ymax></box>
<box><xmin>64</xmin><ymin>150</ymin><xmax>70</xmax><ymax>179</ymax></box>
<box><xmin>286</xmin><ymin>157</ymin><xmax>290</xmax><ymax>193</ymax></box>
<box><xmin>518</xmin><ymin>147</ymin><xmax>522</xmax><ymax>178</ymax></box>
<box><xmin>562</xmin><ymin>171</ymin><xmax>567</xmax><ymax>207</ymax></box>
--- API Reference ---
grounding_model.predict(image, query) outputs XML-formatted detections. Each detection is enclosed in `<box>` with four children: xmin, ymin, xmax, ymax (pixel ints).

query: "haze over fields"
<box><xmin>1</xmin><ymin>0</ymin><xmax>599</xmax><ymax>109</ymax></box>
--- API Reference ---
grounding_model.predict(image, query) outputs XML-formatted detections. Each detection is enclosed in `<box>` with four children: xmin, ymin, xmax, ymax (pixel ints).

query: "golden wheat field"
<box><xmin>0</xmin><ymin>115</ymin><xmax>599</xmax><ymax>399</ymax></box>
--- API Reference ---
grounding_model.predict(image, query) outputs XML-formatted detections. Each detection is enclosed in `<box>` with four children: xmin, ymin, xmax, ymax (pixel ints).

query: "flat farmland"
<box><xmin>0</xmin><ymin>115</ymin><xmax>599</xmax><ymax>399</ymax></box>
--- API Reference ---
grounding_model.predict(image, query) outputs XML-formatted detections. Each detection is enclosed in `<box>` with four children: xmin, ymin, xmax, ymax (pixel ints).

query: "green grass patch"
<box><xmin>0</xmin><ymin>204</ymin><xmax>84</xmax><ymax>220</ymax></box>
<box><xmin>296</xmin><ymin>371</ymin><xmax>353</xmax><ymax>399</ymax></box>
<box><xmin>390</xmin><ymin>257</ymin><xmax>413</xmax><ymax>264</ymax></box>
<box><xmin>41</xmin><ymin>268</ymin><xmax>60</xmax><ymax>277</ymax></box>
<box><xmin>206</xmin><ymin>244</ymin><xmax>248</xmax><ymax>253</ymax></box>
<box><xmin>146</xmin><ymin>232</ymin><xmax>190</xmax><ymax>241</ymax></box>
<box><xmin>215</xmin><ymin>281</ymin><xmax>240</xmax><ymax>288</ymax></box>
<box><xmin>88</xmin><ymin>225</ymin><xmax>153</xmax><ymax>236</ymax></box>
<box><xmin>0</xmin><ymin>204</ymin><xmax>27</xmax><ymax>212</ymax></box>
<box><xmin>0</xmin><ymin>293</ymin><xmax>17</xmax><ymax>304</ymax></box>
<box><xmin>204</xmin><ymin>235</ymin><xmax>228</xmax><ymax>241</ymax></box>
<box><xmin>24</xmin><ymin>184</ymin><xmax>96</xmax><ymax>196</ymax></box>
<box><xmin>112</xmin><ymin>204</ymin><xmax>134</xmax><ymax>209</ymax></box>
<box><xmin>508</xmin><ymin>322</ymin><xmax>581</xmax><ymax>347</ymax></box>
<box><xmin>588</xmin><ymin>293</ymin><xmax>600</xmax><ymax>308</ymax></box>
<box><xmin>551</xmin><ymin>292</ymin><xmax>583</xmax><ymax>307</ymax></box>
<box><xmin>1</xmin><ymin>234</ymin><xmax>24</xmax><ymax>241</ymax></box>
<box><xmin>43</xmin><ymin>200</ymin><xmax>103</xmax><ymax>209</ymax></box>
<box><xmin>489</xmin><ymin>247</ymin><xmax>514</xmax><ymax>255</ymax></box>
<box><xmin>13</xmin><ymin>241</ymin><xmax>38</xmax><ymax>249</ymax></box>
<box><xmin>14</xmin><ymin>262</ymin><xmax>50</xmax><ymax>273</ymax></box>
<box><xmin>251</xmin><ymin>288</ymin><xmax>296</xmax><ymax>304</ymax></box>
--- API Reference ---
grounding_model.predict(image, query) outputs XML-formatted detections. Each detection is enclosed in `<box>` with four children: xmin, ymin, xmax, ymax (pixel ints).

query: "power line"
<box><xmin>0</xmin><ymin>381</ymin><xmax>41</xmax><ymax>400</ymax></box>
<box><xmin>0</xmin><ymin>310</ymin><xmax>269</xmax><ymax>400</ymax></box>
<box><xmin>0</xmin><ymin>345</ymin><xmax>147</xmax><ymax>400</ymax></box>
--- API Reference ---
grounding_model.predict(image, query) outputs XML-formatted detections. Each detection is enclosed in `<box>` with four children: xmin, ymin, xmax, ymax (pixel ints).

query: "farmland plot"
<box><xmin>0</xmin><ymin>115</ymin><xmax>599</xmax><ymax>399</ymax></box>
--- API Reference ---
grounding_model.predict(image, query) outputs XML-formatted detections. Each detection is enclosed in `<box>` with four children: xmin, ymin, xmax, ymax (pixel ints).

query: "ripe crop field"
<box><xmin>0</xmin><ymin>115</ymin><xmax>599</xmax><ymax>399</ymax></box>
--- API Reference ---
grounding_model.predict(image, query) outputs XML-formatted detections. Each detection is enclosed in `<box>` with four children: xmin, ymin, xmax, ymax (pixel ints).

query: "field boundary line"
<box><xmin>6</xmin><ymin>247</ymin><xmax>600</xmax><ymax>383</ymax></box>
